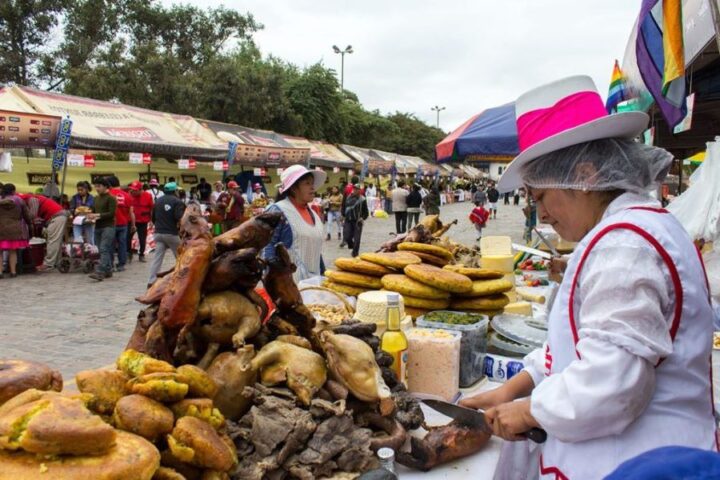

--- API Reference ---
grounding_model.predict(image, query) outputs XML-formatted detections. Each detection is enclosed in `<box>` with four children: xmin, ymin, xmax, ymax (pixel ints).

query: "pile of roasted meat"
<box><xmin>0</xmin><ymin>206</ymin><xmax>490</xmax><ymax>479</ymax></box>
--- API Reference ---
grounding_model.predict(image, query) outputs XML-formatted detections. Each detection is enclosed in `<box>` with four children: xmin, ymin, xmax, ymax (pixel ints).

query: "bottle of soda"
<box><xmin>381</xmin><ymin>293</ymin><xmax>408</xmax><ymax>386</ymax></box>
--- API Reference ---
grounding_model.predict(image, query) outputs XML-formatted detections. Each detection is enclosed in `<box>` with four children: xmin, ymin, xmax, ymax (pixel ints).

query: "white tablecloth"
<box><xmin>400</xmin><ymin>379</ymin><xmax>504</xmax><ymax>479</ymax></box>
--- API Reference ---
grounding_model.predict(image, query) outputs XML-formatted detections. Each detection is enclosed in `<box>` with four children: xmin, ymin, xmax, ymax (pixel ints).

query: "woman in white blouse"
<box><xmin>461</xmin><ymin>76</ymin><xmax>717</xmax><ymax>480</ymax></box>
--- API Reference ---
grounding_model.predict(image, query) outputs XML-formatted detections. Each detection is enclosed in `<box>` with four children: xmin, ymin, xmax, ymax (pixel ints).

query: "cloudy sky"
<box><xmin>166</xmin><ymin>0</ymin><xmax>640</xmax><ymax>133</ymax></box>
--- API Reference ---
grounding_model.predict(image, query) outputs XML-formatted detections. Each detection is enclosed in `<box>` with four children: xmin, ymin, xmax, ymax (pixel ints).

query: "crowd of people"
<box><xmin>0</xmin><ymin>169</ymin><xmax>533</xmax><ymax>286</ymax></box>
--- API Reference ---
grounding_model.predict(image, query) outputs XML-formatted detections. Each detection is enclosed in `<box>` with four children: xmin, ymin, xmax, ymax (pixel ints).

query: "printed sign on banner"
<box><xmin>129</xmin><ymin>152</ymin><xmax>143</xmax><ymax>164</ymax></box>
<box><xmin>142</xmin><ymin>153</ymin><xmax>152</xmax><ymax>164</ymax></box>
<box><xmin>67</xmin><ymin>154</ymin><xmax>84</xmax><ymax>167</ymax></box>
<box><xmin>253</xmin><ymin>168</ymin><xmax>267</xmax><ymax>176</ymax></box>
<box><xmin>213</xmin><ymin>161</ymin><xmax>228</xmax><ymax>171</ymax></box>
<box><xmin>179</xmin><ymin>159</ymin><xmax>197</xmax><ymax>170</ymax></box>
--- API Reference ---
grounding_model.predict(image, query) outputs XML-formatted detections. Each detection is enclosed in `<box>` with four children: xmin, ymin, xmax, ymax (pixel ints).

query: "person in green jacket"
<box><xmin>87</xmin><ymin>177</ymin><xmax>117</xmax><ymax>281</ymax></box>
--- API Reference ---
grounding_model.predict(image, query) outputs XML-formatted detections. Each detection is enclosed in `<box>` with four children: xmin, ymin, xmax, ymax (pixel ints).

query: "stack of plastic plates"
<box><xmin>488</xmin><ymin>332</ymin><xmax>536</xmax><ymax>356</ymax></box>
<box><xmin>491</xmin><ymin>314</ymin><xmax>547</xmax><ymax>349</ymax></box>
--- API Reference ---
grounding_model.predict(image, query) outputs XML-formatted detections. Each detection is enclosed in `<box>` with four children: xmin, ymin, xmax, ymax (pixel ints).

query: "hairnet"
<box><xmin>520</xmin><ymin>139</ymin><xmax>673</xmax><ymax>194</ymax></box>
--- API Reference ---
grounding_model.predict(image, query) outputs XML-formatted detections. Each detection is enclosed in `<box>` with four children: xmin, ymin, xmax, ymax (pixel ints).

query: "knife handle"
<box><xmin>523</xmin><ymin>427</ymin><xmax>547</xmax><ymax>444</ymax></box>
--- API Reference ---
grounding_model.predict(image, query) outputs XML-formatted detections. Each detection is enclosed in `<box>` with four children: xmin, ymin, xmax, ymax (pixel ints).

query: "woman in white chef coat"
<box><xmin>461</xmin><ymin>76</ymin><xmax>717</xmax><ymax>480</ymax></box>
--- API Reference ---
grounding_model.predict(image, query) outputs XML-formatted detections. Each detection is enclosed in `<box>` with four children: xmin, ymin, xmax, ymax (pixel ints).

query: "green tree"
<box><xmin>285</xmin><ymin>63</ymin><xmax>345</xmax><ymax>142</ymax></box>
<box><xmin>60</xmin><ymin>1</ymin><xmax>260</xmax><ymax>112</ymax></box>
<box><xmin>383</xmin><ymin>112</ymin><xmax>445</xmax><ymax>160</ymax></box>
<box><xmin>0</xmin><ymin>0</ymin><xmax>69</xmax><ymax>86</ymax></box>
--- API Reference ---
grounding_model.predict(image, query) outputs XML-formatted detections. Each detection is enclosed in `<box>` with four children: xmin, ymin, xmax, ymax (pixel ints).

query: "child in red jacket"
<box><xmin>469</xmin><ymin>201</ymin><xmax>490</xmax><ymax>241</ymax></box>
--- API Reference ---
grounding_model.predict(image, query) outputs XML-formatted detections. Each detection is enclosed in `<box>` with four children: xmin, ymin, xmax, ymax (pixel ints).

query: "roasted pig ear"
<box><xmin>318</xmin><ymin>331</ymin><xmax>394</xmax><ymax>415</ymax></box>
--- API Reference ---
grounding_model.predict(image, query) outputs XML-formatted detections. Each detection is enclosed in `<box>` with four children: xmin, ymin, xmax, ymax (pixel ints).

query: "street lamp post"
<box><xmin>332</xmin><ymin>44</ymin><xmax>353</xmax><ymax>91</ymax></box>
<box><xmin>431</xmin><ymin>105</ymin><xmax>446</xmax><ymax>128</ymax></box>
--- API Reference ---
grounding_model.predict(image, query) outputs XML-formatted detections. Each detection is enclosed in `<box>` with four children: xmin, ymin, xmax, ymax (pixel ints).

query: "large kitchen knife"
<box><xmin>512</xmin><ymin>243</ymin><xmax>553</xmax><ymax>260</ymax></box>
<box><xmin>422</xmin><ymin>399</ymin><xmax>547</xmax><ymax>444</ymax></box>
<box><xmin>534</xmin><ymin>227</ymin><xmax>561</xmax><ymax>258</ymax></box>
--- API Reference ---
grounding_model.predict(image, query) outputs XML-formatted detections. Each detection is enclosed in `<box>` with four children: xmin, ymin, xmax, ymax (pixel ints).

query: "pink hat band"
<box><xmin>516</xmin><ymin>91</ymin><xmax>607</xmax><ymax>152</ymax></box>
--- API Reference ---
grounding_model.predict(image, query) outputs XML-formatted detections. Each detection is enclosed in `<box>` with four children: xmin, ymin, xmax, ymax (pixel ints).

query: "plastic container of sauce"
<box><xmin>406</xmin><ymin>328</ymin><xmax>461</xmax><ymax>401</ymax></box>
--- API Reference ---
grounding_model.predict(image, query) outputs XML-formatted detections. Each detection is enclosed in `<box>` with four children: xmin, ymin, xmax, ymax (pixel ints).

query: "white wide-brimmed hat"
<box><xmin>278</xmin><ymin>165</ymin><xmax>327</xmax><ymax>194</ymax></box>
<box><xmin>497</xmin><ymin>75</ymin><xmax>649</xmax><ymax>193</ymax></box>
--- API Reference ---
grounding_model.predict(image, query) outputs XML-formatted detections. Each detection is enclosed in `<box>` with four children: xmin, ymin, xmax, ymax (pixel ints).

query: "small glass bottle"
<box><xmin>381</xmin><ymin>293</ymin><xmax>408</xmax><ymax>386</ymax></box>
<box><xmin>377</xmin><ymin>447</ymin><xmax>397</xmax><ymax>475</ymax></box>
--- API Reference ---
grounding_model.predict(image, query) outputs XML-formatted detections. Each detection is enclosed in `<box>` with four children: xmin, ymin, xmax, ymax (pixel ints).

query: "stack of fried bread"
<box><xmin>0</xmin><ymin>351</ymin><xmax>238</xmax><ymax>480</ymax></box>
<box><xmin>325</xmin><ymin>242</ymin><xmax>513</xmax><ymax>319</ymax></box>
<box><xmin>0</xmin><ymin>362</ymin><xmax>160</xmax><ymax>480</ymax></box>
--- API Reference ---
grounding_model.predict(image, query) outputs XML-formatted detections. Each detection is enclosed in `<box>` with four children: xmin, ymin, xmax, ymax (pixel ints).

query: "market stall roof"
<box><xmin>458</xmin><ymin>164</ymin><xmax>482</xmax><ymax>179</ymax></box>
<box><xmin>281</xmin><ymin>135</ymin><xmax>355</xmax><ymax>169</ymax></box>
<box><xmin>0</xmin><ymin>86</ymin><xmax>36</xmax><ymax>112</ymax></box>
<box><xmin>11</xmin><ymin>85</ymin><xmax>229</xmax><ymax>160</ymax></box>
<box><xmin>338</xmin><ymin>144</ymin><xmax>394</xmax><ymax>175</ymax></box>
<box><xmin>435</xmin><ymin>103</ymin><xmax>519</xmax><ymax>164</ymax></box>
<box><xmin>198</xmin><ymin>119</ymin><xmax>311</xmax><ymax>167</ymax></box>
<box><xmin>439</xmin><ymin>163</ymin><xmax>454</xmax><ymax>175</ymax></box>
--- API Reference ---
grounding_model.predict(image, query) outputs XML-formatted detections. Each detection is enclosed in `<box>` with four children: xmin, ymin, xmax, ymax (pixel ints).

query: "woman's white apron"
<box><xmin>275</xmin><ymin>199</ymin><xmax>324</xmax><ymax>282</ymax></box>
<box><xmin>539</xmin><ymin>206</ymin><xmax>717</xmax><ymax>479</ymax></box>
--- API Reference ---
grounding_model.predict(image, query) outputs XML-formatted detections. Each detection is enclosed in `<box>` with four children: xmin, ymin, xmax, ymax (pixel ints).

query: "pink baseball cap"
<box><xmin>278</xmin><ymin>165</ymin><xmax>326</xmax><ymax>194</ymax></box>
<box><xmin>253</xmin><ymin>183</ymin><xmax>262</xmax><ymax>190</ymax></box>
<box><xmin>227</xmin><ymin>181</ymin><xmax>239</xmax><ymax>189</ymax></box>
<box><xmin>149</xmin><ymin>179</ymin><xmax>159</xmax><ymax>186</ymax></box>
<box><xmin>498</xmin><ymin>75</ymin><xmax>648</xmax><ymax>193</ymax></box>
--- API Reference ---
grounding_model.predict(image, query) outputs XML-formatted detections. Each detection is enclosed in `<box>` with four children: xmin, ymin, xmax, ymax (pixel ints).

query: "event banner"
<box><xmin>14</xmin><ymin>86</ymin><xmax>223</xmax><ymax>150</ymax></box>
<box><xmin>178</xmin><ymin>159</ymin><xmax>197</xmax><ymax>170</ymax></box>
<box><xmin>129</xmin><ymin>152</ymin><xmax>152</xmax><ymax>165</ymax></box>
<box><xmin>67</xmin><ymin>154</ymin><xmax>95</xmax><ymax>168</ymax></box>
<box><xmin>52</xmin><ymin>117</ymin><xmax>73</xmax><ymax>170</ymax></box>
<box><xmin>232</xmin><ymin>144</ymin><xmax>309</xmax><ymax>167</ymax></box>
<box><xmin>0</xmin><ymin>110</ymin><xmax>61</xmax><ymax>148</ymax></box>
<box><xmin>213</xmin><ymin>161</ymin><xmax>229</xmax><ymax>171</ymax></box>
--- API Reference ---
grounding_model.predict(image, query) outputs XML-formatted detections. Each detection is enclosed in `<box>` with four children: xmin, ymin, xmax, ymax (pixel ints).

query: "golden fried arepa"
<box><xmin>176</xmin><ymin>365</ymin><xmax>218</xmax><ymax>399</ymax></box>
<box><xmin>75</xmin><ymin>369</ymin><xmax>129</xmax><ymax>414</ymax></box>
<box><xmin>116</xmin><ymin>349</ymin><xmax>176</xmax><ymax>378</ymax></box>
<box><xmin>127</xmin><ymin>373</ymin><xmax>189</xmax><ymax>403</ymax></box>
<box><xmin>0</xmin><ymin>430</ymin><xmax>159</xmax><ymax>480</ymax></box>
<box><xmin>170</xmin><ymin>398</ymin><xmax>225</xmax><ymax>430</ymax></box>
<box><xmin>0</xmin><ymin>389</ymin><xmax>116</xmax><ymax>456</ymax></box>
<box><xmin>113</xmin><ymin>394</ymin><xmax>174</xmax><ymax>442</ymax></box>
<box><xmin>167</xmin><ymin>417</ymin><xmax>236</xmax><ymax>471</ymax></box>
<box><xmin>0</xmin><ymin>360</ymin><xmax>62</xmax><ymax>406</ymax></box>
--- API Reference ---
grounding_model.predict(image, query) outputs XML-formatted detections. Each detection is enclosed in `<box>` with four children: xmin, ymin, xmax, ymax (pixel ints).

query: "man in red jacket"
<box><xmin>107</xmin><ymin>176</ymin><xmax>135</xmax><ymax>272</ymax></box>
<box><xmin>20</xmin><ymin>193</ymin><xmax>68</xmax><ymax>272</ymax></box>
<box><xmin>128</xmin><ymin>180</ymin><xmax>153</xmax><ymax>263</ymax></box>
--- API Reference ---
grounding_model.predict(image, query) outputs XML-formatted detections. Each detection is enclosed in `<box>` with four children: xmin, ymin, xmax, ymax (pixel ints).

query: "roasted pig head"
<box><xmin>213</xmin><ymin>211</ymin><xmax>283</xmax><ymax>253</ymax></box>
<box><xmin>319</xmin><ymin>331</ymin><xmax>394</xmax><ymax>416</ymax></box>
<box><xmin>396</xmin><ymin>419</ymin><xmax>491</xmax><ymax>471</ymax></box>
<box><xmin>203</xmin><ymin>248</ymin><xmax>263</xmax><ymax>293</ymax></box>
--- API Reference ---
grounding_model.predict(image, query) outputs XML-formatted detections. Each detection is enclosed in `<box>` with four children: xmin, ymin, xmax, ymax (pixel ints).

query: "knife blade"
<box><xmin>512</xmin><ymin>243</ymin><xmax>553</xmax><ymax>260</ymax></box>
<box><xmin>422</xmin><ymin>399</ymin><xmax>547</xmax><ymax>444</ymax></box>
<box><xmin>534</xmin><ymin>228</ymin><xmax>561</xmax><ymax>257</ymax></box>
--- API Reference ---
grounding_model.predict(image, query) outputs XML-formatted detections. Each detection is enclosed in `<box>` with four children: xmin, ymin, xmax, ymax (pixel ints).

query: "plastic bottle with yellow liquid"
<box><xmin>381</xmin><ymin>293</ymin><xmax>408</xmax><ymax>386</ymax></box>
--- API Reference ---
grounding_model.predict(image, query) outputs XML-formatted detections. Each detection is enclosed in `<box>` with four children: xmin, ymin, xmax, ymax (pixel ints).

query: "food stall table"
<box><xmin>401</xmin><ymin>379</ymin><xmax>504</xmax><ymax>479</ymax></box>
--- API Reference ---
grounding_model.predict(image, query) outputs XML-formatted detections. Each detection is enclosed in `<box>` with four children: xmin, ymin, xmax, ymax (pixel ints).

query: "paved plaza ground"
<box><xmin>0</xmin><ymin>200</ymin><xmax>527</xmax><ymax>380</ymax></box>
